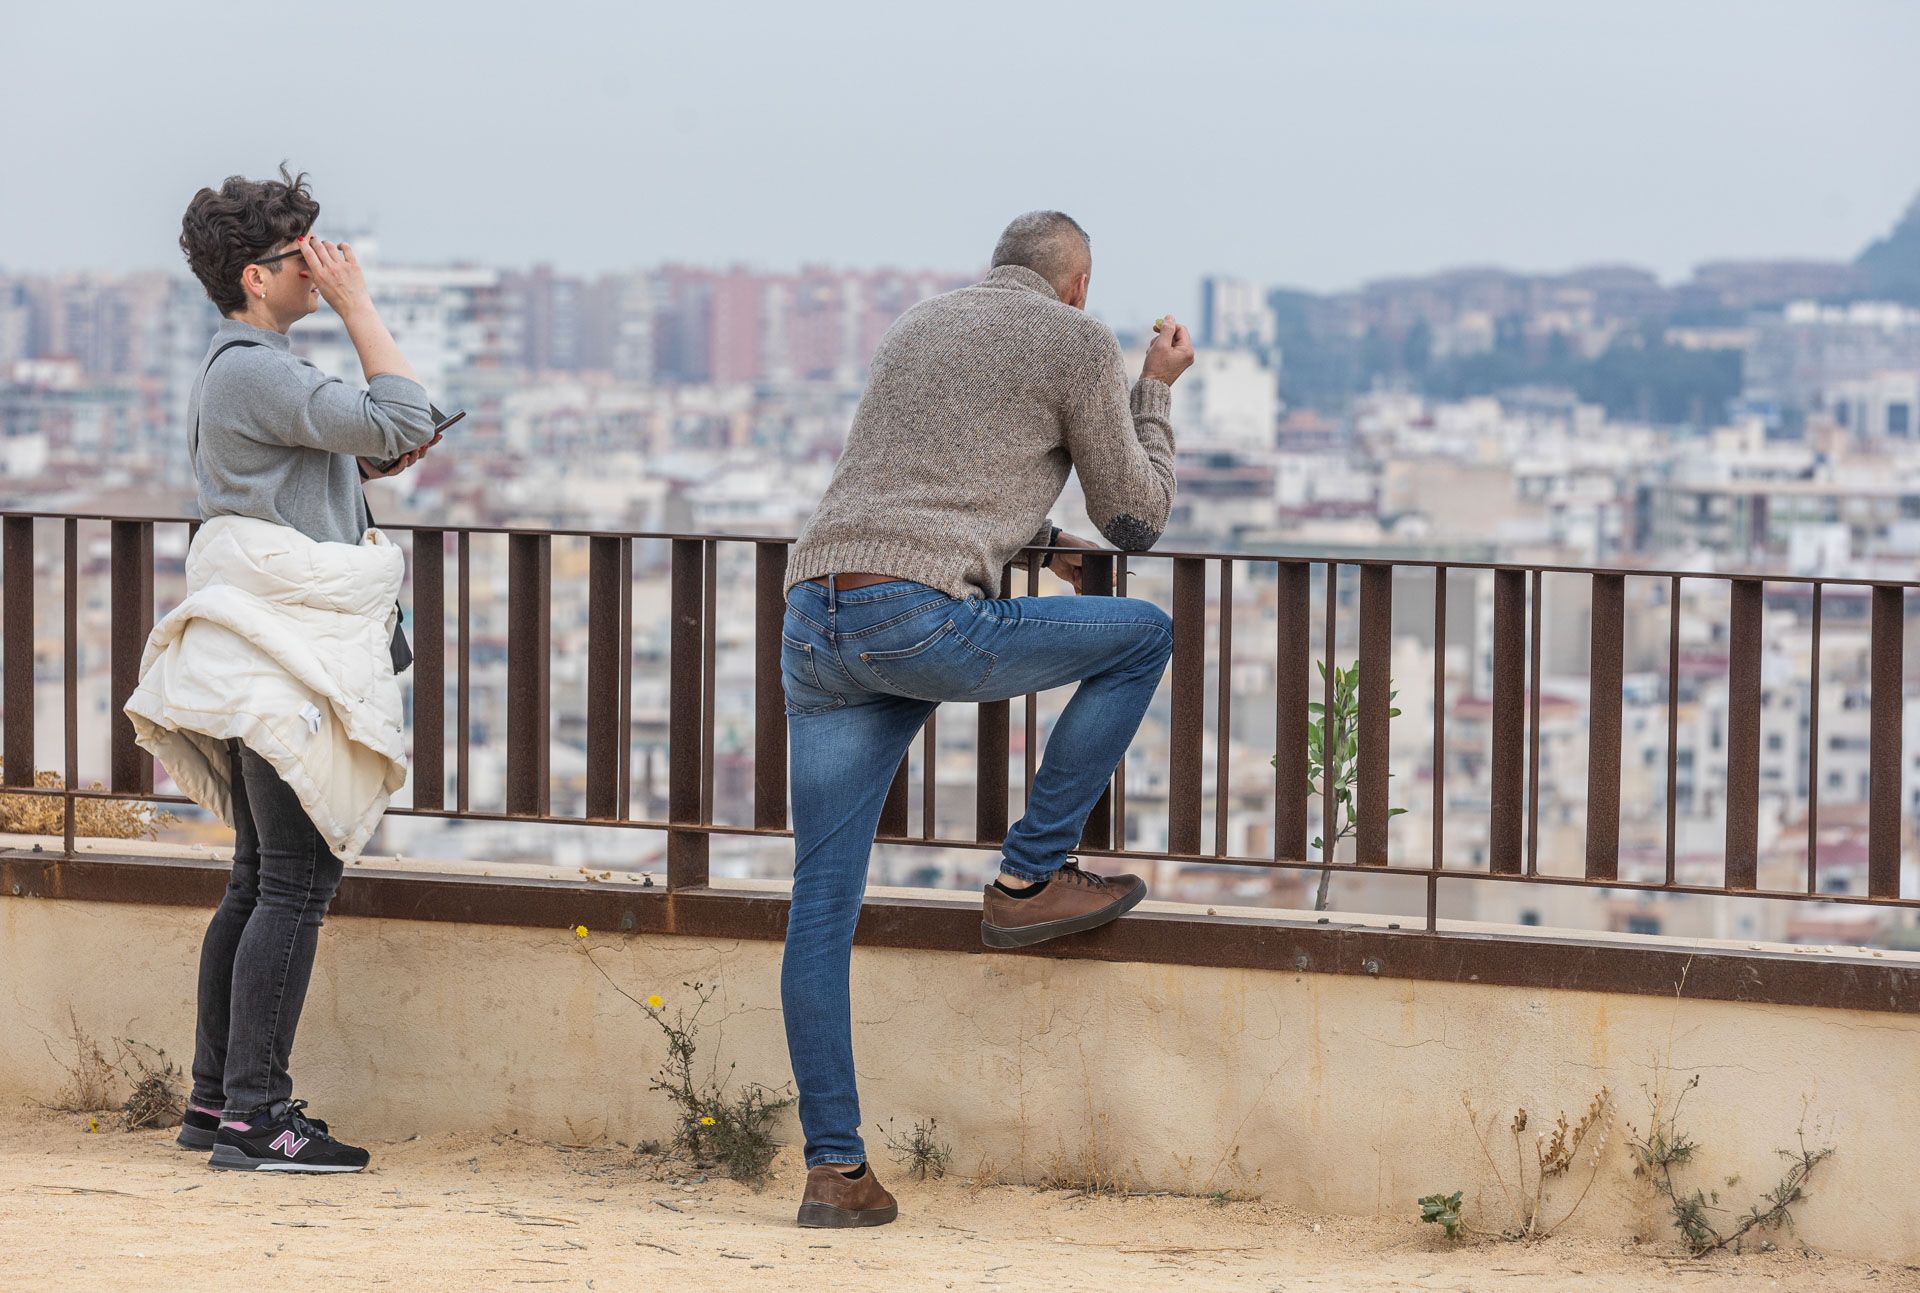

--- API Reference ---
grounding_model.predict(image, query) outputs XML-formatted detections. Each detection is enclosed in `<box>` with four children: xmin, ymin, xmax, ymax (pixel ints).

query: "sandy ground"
<box><xmin>1</xmin><ymin>1106</ymin><xmax>1914</xmax><ymax>1293</ymax></box>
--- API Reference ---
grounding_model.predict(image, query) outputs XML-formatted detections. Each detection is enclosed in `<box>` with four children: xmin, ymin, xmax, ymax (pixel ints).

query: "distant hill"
<box><xmin>1855</xmin><ymin>192</ymin><xmax>1920</xmax><ymax>304</ymax></box>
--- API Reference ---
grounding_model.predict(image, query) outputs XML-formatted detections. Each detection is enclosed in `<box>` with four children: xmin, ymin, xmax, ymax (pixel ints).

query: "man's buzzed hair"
<box><xmin>990</xmin><ymin>211</ymin><xmax>1091</xmax><ymax>289</ymax></box>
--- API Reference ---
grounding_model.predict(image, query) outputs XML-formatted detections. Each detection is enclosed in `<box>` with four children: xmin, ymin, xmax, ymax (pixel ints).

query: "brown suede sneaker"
<box><xmin>796</xmin><ymin>1164</ymin><xmax>899</xmax><ymax>1228</ymax></box>
<box><xmin>980</xmin><ymin>860</ymin><xmax>1147</xmax><ymax>948</ymax></box>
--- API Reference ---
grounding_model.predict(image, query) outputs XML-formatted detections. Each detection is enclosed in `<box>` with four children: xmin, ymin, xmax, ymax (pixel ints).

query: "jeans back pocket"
<box><xmin>855</xmin><ymin>619</ymin><xmax>997</xmax><ymax>700</ymax></box>
<box><xmin>781</xmin><ymin>630</ymin><xmax>845</xmax><ymax>715</ymax></box>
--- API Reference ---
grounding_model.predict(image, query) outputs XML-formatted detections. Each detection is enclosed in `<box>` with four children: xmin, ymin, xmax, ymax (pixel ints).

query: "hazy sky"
<box><xmin>4</xmin><ymin>1</ymin><xmax>1917</xmax><ymax>326</ymax></box>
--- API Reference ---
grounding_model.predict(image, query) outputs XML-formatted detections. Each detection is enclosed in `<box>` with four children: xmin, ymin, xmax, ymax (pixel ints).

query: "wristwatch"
<box><xmin>1043</xmin><ymin>524</ymin><xmax>1062</xmax><ymax>570</ymax></box>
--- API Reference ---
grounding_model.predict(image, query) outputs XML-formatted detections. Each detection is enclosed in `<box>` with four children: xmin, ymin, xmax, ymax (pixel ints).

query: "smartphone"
<box><xmin>370</xmin><ymin>409</ymin><xmax>463</xmax><ymax>474</ymax></box>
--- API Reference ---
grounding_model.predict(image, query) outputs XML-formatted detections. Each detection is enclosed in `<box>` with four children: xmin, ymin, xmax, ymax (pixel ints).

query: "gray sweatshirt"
<box><xmin>188</xmin><ymin>318</ymin><xmax>440</xmax><ymax>546</ymax></box>
<box><xmin>786</xmin><ymin>265</ymin><xmax>1177</xmax><ymax>600</ymax></box>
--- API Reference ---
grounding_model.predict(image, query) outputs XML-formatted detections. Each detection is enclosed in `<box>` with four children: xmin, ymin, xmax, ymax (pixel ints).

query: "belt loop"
<box><xmin>826</xmin><ymin>573</ymin><xmax>838</xmax><ymax>615</ymax></box>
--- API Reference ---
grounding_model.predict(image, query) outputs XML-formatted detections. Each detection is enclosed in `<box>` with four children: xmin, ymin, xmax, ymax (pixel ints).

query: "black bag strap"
<box><xmin>188</xmin><ymin>338</ymin><xmax>265</xmax><ymax>470</ymax></box>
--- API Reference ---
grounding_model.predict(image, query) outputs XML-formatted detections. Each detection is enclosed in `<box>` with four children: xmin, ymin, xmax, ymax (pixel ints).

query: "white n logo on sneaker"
<box><xmin>270</xmin><ymin>1130</ymin><xmax>310</xmax><ymax>1157</ymax></box>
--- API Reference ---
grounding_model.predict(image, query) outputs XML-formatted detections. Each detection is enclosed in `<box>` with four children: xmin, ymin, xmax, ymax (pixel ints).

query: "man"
<box><xmin>778</xmin><ymin>211</ymin><xmax>1195</xmax><ymax>1227</ymax></box>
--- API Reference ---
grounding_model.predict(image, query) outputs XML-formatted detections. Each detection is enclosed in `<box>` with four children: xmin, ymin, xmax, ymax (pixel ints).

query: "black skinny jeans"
<box><xmin>189</xmin><ymin>742</ymin><xmax>344</xmax><ymax>1118</ymax></box>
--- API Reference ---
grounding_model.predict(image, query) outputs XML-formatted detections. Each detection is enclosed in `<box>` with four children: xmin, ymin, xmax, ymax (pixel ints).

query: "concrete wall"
<box><xmin>5</xmin><ymin>894</ymin><xmax>1918</xmax><ymax>1262</ymax></box>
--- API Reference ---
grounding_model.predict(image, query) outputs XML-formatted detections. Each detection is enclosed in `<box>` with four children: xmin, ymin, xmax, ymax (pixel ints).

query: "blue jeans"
<box><xmin>780</xmin><ymin>577</ymin><xmax>1174</xmax><ymax>1166</ymax></box>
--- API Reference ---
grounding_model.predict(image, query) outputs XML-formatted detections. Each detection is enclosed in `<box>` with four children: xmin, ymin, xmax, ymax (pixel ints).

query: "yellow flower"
<box><xmin>574</xmin><ymin>925</ymin><xmax>588</xmax><ymax>938</ymax></box>
<box><xmin>699</xmin><ymin>1116</ymin><xmax>716</xmax><ymax>1127</ymax></box>
<box><xmin>646</xmin><ymin>994</ymin><xmax>663</xmax><ymax>1010</ymax></box>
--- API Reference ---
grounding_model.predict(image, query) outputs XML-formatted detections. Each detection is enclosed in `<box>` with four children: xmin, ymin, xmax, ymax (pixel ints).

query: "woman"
<box><xmin>135</xmin><ymin>167</ymin><xmax>440</xmax><ymax>1173</ymax></box>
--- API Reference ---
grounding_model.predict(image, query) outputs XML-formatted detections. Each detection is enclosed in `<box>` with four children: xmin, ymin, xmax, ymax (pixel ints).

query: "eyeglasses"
<box><xmin>251</xmin><ymin>245</ymin><xmax>307</xmax><ymax>267</ymax></box>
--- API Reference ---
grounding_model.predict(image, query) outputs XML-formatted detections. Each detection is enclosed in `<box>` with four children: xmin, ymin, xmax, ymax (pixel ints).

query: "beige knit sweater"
<box><xmin>786</xmin><ymin>264</ymin><xmax>1178</xmax><ymax>600</ymax></box>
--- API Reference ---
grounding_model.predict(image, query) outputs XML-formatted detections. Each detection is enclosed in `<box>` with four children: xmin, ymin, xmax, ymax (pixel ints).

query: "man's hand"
<box><xmin>1142</xmin><ymin>312</ymin><xmax>1196</xmax><ymax>386</ymax></box>
<box><xmin>358</xmin><ymin>432</ymin><xmax>440</xmax><ymax>481</ymax></box>
<box><xmin>1044</xmin><ymin>530</ymin><xmax>1101</xmax><ymax>594</ymax></box>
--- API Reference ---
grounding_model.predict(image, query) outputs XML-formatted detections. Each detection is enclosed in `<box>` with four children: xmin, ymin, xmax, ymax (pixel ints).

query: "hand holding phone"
<box><xmin>365</xmin><ymin>409</ymin><xmax>463</xmax><ymax>477</ymax></box>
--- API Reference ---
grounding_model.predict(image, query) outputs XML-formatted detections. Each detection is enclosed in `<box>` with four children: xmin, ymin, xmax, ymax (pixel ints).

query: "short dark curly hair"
<box><xmin>179</xmin><ymin>164</ymin><xmax>319</xmax><ymax>315</ymax></box>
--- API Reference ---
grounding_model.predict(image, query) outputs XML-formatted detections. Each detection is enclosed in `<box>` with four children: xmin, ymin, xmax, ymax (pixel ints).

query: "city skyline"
<box><xmin>4</xmin><ymin>2</ymin><xmax>1918</xmax><ymax>326</ymax></box>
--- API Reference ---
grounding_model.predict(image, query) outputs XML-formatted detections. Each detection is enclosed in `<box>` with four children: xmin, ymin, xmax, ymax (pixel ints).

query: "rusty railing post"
<box><xmin>109</xmin><ymin>520</ymin><xmax>154</xmax><ymax>794</ymax></box>
<box><xmin>668</xmin><ymin>538</ymin><xmax>710</xmax><ymax>888</ymax></box>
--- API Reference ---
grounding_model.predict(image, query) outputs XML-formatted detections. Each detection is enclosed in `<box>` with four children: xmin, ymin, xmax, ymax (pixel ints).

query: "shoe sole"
<box><xmin>175</xmin><ymin>1126</ymin><xmax>216</xmax><ymax>1151</ymax></box>
<box><xmin>796</xmin><ymin>1200</ymin><xmax>899</xmax><ymax>1228</ymax></box>
<box><xmin>980</xmin><ymin>882</ymin><xmax>1148</xmax><ymax>949</ymax></box>
<box><xmin>208</xmin><ymin>1144</ymin><xmax>366</xmax><ymax>1173</ymax></box>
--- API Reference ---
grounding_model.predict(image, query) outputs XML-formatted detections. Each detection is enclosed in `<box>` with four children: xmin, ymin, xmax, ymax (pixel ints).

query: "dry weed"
<box><xmin>44</xmin><ymin>1010</ymin><xmax>119</xmax><ymax>1114</ymax></box>
<box><xmin>0</xmin><ymin>760</ymin><xmax>177</xmax><ymax>840</ymax></box>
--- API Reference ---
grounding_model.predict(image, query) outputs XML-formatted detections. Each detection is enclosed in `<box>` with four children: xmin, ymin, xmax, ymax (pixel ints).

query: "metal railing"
<box><xmin>4</xmin><ymin>509</ymin><xmax>1920</xmax><ymax>1013</ymax></box>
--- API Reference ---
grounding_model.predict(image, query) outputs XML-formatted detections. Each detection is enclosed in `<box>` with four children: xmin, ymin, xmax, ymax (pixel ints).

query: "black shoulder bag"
<box><xmin>192</xmin><ymin>339</ymin><xmax>413</xmax><ymax>673</ymax></box>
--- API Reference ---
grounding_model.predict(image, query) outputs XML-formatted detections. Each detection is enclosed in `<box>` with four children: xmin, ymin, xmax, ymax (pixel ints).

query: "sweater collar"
<box><xmin>980</xmin><ymin>264</ymin><xmax>1060</xmax><ymax>301</ymax></box>
<box><xmin>214</xmin><ymin>317</ymin><xmax>293</xmax><ymax>351</ymax></box>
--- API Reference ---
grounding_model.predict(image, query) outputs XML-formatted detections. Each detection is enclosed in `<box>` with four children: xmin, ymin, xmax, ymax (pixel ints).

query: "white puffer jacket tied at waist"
<box><xmin>124</xmin><ymin>515</ymin><xmax>410</xmax><ymax>861</ymax></box>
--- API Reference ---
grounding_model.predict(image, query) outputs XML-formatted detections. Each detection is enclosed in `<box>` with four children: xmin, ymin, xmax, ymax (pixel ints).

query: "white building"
<box><xmin>292</xmin><ymin>243</ymin><xmax>516</xmax><ymax>397</ymax></box>
<box><xmin>684</xmin><ymin>454</ymin><xmax>834</xmax><ymax>535</ymax></box>
<box><xmin>1746</xmin><ymin>300</ymin><xmax>1920</xmax><ymax>411</ymax></box>
<box><xmin>1198</xmin><ymin>276</ymin><xmax>1274</xmax><ymax>351</ymax></box>
<box><xmin>1828</xmin><ymin>370</ymin><xmax>1919</xmax><ymax>441</ymax></box>
<box><xmin>1171</xmin><ymin>349</ymin><xmax>1277</xmax><ymax>451</ymax></box>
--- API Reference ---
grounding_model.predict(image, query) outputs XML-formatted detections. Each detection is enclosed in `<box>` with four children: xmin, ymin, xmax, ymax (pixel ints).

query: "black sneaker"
<box><xmin>208</xmin><ymin>1100</ymin><xmax>368</xmax><ymax>1174</ymax></box>
<box><xmin>180</xmin><ymin>1105</ymin><xmax>329</xmax><ymax>1150</ymax></box>
<box><xmin>176</xmin><ymin>1108</ymin><xmax>219</xmax><ymax>1150</ymax></box>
